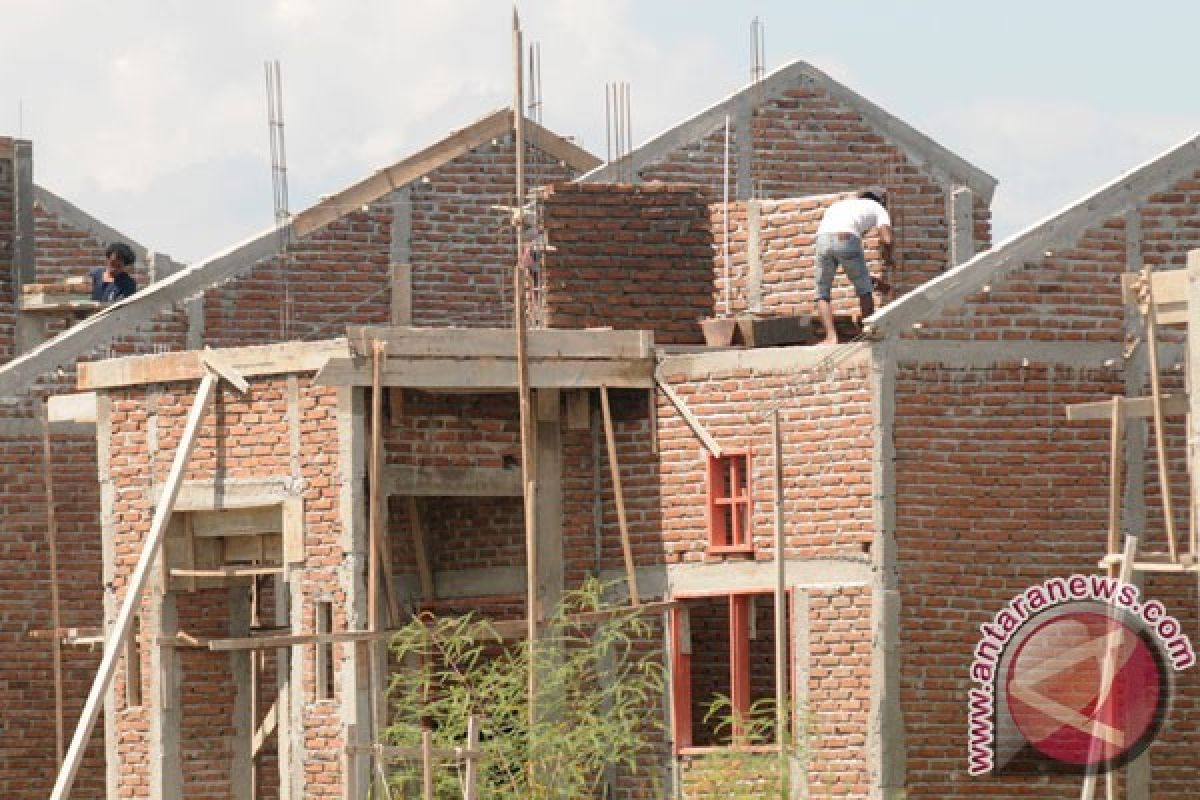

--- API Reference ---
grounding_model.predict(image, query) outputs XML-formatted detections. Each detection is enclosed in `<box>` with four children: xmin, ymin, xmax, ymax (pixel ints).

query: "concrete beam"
<box><xmin>658</xmin><ymin>342</ymin><xmax>871</xmax><ymax>381</ymax></box>
<box><xmin>384</xmin><ymin>464</ymin><xmax>521</xmax><ymax>497</ymax></box>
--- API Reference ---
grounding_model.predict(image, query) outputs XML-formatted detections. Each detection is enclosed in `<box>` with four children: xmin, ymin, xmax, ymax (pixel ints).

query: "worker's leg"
<box><xmin>840</xmin><ymin>241</ymin><xmax>875</xmax><ymax>327</ymax></box>
<box><xmin>813</xmin><ymin>236</ymin><xmax>839</xmax><ymax>345</ymax></box>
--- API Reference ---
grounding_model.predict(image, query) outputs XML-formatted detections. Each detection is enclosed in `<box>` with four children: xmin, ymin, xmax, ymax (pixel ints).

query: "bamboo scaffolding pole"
<box><xmin>512</xmin><ymin>5</ymin><xmax>540</xmax><ymax>741</ymax></box>
<box><xmin>51</xmin><ymin>373</ymin><xmax>218</xmax><ymax>800</ymax></box>
<box><xmin>600</xmin><ymin>386</ymin><xmax>640</xmax><ymax>605</ymax></box>
<box><xmin>38</xmin><ymin>399</ymin><xmax>65</xmax><ymax>767</ymax></box>
<box><xmin>1141</xmin><ymin>266</ymin><xmax>1180</xmax><ymax>561</ymax></box>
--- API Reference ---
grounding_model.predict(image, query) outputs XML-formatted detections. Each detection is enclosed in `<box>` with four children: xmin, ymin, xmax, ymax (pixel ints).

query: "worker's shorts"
<box><xmin>814</xmin><ymin>233</ymin><xmax>873</xmax><ymax>301</ymax></box>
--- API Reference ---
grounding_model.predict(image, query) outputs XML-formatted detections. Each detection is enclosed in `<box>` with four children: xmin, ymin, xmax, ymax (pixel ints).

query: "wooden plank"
<box><xmin>252</xmin><ymin>699</ymin><xmax>278</xmax><ymax>759</ymax></box>
<box><xmin>38</xmin><ymin>401</ymin><xmax>65</xmax><ymax>765</ymax></box>
<box><xmin>1143</xmin><ymin>264</ymin><xmax>1179</xmax><ymax>561</ymax></box>
<box><xmin>655</xmin><ymin>372</ymin><xmax>722</xmax><ymax>457</ymax></box>
<box><xmin>383</xmin><ymin>465</ymin><xmax>521</xmax><ymax>497</ymax></box>
<box><xmin>50</xmin><ymin>373</ymin><xmax>217</xmax><ymax>800</ymax></box>
<box><xmin>405</xmin><ymin>497</ymin><xmax>435</xmax><ymax>602</ymax></box>
<box><xmin>47</xmin><ymin>391</ymin><xmax>97</xmax><ymax>424</ymax></box>
<box><xmin>78</xmin><ymin>339</ymin><xmax>349</xmax><ymax>391</ymax></box>
<box><xmin>1188</xmin><ymin>249</ymin><xmax>1200</xmax><ymax>561</ymax></box>
<box><xmin>208</xmin><ymin>629</ymin><xmax>393</xmax><ymax>652</ymax></box>
<box><xmin>168</xmin><ymin>566</ymin><xmax>283</xmax><ymax>578</ymax></box>
<box><xmin>1065</xmin><ymin>393</ymin><xmax>1187</xmax><ymax>421</ymax></box>
<box><xmin>1123</xmin><ymin>268</ymin><xmax>1189</xmax><ymax>307</ymax></box>
<box><xmin>345</xmin><ymin>326</ymin><xmax>654</xmax><ymax>359</ymax></box>
<box><xmin>201</xmin><ymin>348</ymin><xmax>250</xmax><ymax>394</ymax></box>
<box><xmin>601</xmin><ymin>387</ymin><xmax>640</xmax><ymax>606</ymax></box>
<box><xmin>315</xmin><ymin>356</ymin><xmax>654</xmax><ymax>389</ymax></box>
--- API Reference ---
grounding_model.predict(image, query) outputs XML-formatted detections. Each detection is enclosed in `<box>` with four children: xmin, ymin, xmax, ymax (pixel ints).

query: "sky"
<box><xmin>3</xmin><ymin>1</ymin><xmax>1199</xmax><ymax>264</ymax></box>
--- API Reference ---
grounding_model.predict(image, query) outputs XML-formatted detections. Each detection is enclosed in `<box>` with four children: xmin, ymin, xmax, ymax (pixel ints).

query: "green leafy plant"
<box><xmin>683</xmin><ymin>695</ymin><xmax>802</xmax><ymax>800</ymax></box>
<box><xmin>385</xmin><ymin>578</ymin><xmax>666</xmax><ymax>799</ymax></box>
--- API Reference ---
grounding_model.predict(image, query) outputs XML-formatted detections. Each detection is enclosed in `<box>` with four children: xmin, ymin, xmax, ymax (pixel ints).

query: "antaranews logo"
<box><xmin>968</xmin><ymin>574</ymin><xmax>1195</xmax><ymax>776</ymax></box>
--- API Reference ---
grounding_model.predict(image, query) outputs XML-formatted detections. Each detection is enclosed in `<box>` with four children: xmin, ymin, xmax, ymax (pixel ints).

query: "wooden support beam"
<box><xmin>201</xmin><ymin>348</ymin><xmax>250</xmax><ymax>393</ymax></box>
<box><xmin>50</xmin><ymin>373</ymin><xmax>218</xmax><ymax>800</ymax></box>
<box><xmin>405</xmin><ymin>497</ymin><xmax>435</xmax><ymax>602</ymax></box>
<box><xmin>252</xmin><ymin>699</ymin><xmax>278</xmax><ymax>759</ymax></box>
<box><xmin>384</xmin><ymin>464</ymin><xmax>521</xmax><ymax>497</ymax></box>
<box><xmin>208</xmin><ymin>629</ymin><xmax>394</xmax><ymax>652</ymax></box>
<box><xmin>346</xmin><ymin>326</ymin><xmax>654</xmax><ymax>359</ymax></box>
<box><xmin>600</xmin><ymin>386</ymin><xmax>640</xmax><ymax>606</ymax></box>
<box><xmin>1187</xmin><ymin>249</ymin><xmax>1200</xmax><ymax>561</ymax></box>
<box><xmin>39</xmin><ymin>400</ymin><xmax>65</xmax><ymax>766</ymax></box>
<box><xmin>1141</xmin><ymin>265</ymin><xmax>1179</xmax><ymax>561</ymax></box>
<box><xmin>78</xmin><ymin>339</ymin><xmax>348</xmax><ymax>391</ymax></box>
<box><xmin>655</xmin><ymin>371</ymin><xmax>722</xmax><ymax>458</ymax></box>
<box><xmin>315</xmin><ymin>356</ymin><xmax>655</xmax><ymax>390</ymax></box>
<box><xmin>1065</xmin><ymin>393</ymin><xmax>1188</xmax><ymax>421</ymax></box>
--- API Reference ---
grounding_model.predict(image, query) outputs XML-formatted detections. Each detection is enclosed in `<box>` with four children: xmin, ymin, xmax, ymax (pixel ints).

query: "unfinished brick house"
<box><xmin>10</xmin><ymin>58</ymin><xmax>1021</xmax><ymax>800</ymax></box>
<box><xmin>0</xmin><ymin>136</ymin><xmax>184</xmax><ymax>800</ymax></box>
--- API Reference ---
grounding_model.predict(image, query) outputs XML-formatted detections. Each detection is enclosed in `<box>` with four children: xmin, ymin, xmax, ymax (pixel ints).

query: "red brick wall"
<box><xmin>33</xmin><ymin>204</ymin><xmax>149</xmax><ymax>287</ymax></box>
<box><xmin>104</xmin><ymin>375</ymin><xmax>349</xmax><ymax>798</ymax></box>
<box><xmin>711</xmin><ymin>194</ymin><xmax>889</xmax><ymax>321</ymax></box>
<box><xmin>410</xmin><ymin>136</ymin><xmax>579</xmax><ymax>328</ymax></box>
<box><xmin>655</xmin><ymin>358</ymin><xmax>874</xmax><ymax>564</ymax></box>
<box><xmin>631</xmin><ymin>82</ymin><xmax>990</xmax><ymax>277</ymax></box>
<box><xmin>0</xmin><ymin>431</ymin><xmax>106</xmax><ymax>800</ymax></box>
<box><xmin>540</xmin><ymin>183</ymin><xmax>715</xmax><ymax>344</ymax></box>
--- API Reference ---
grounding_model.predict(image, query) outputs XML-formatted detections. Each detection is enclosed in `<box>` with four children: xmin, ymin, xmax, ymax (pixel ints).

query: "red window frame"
<box><xmin>706</xmin><ymin>451</ymin><xmax>753</xmax><ymax>553</ymax></box>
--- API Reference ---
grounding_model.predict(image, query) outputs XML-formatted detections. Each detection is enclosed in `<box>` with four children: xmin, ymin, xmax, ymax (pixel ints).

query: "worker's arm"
<box><xmin>877</xmin><ymin>224</ymin><xmax>895</xmax><ymax>265</ymax></box>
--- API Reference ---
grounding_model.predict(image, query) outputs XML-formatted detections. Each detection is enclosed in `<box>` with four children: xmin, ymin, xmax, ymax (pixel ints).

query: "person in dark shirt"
<box><xmin>91</xmin><ymin>242</ymin><xmax>138</xmax><ymax>302</ymax></box>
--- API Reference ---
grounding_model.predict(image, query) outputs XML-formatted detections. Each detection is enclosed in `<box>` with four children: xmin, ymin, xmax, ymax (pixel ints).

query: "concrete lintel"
<box><xmin>153</xmin><ymin>478</ymin><xmax>299</xmax><ymax>511</ymax></box>
<box><xmin>385</xmin><ymin>464</ymin><xmax>521</xmax><ymax>497</ymax></box>
<box><xmin>870</xmin><ymin>133</ymin><xmax>1200</xmax><ymax>338</ymax></box>
<box><xmin>658</xmin><ymin>342</ymin><xmax>871</xmax><ymax>381</ymax></box>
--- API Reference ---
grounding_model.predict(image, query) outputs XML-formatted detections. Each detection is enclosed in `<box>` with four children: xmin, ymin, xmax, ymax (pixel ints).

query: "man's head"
<box><xmin>105</xmin><ymin>242</ymin><xmax>136</xmax><ymax>272</ymax></box>
<box><xmin>860</xmin><ymin>190</ymin><xmax>886</xmax><ymax>206</ymax></box>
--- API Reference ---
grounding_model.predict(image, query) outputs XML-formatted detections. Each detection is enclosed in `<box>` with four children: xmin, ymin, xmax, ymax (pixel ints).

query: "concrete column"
<box><xmin>734</xmin><ymin>99</ymin><xmax>754</xmax><ymax>200</ymax></box>
<box><xmin>150</xmin><ymin>587</ymin><xmax>182</xmax><ymax>800</ymax></box>
<box><xmin>535</xmin><ymin>389</ymin><xmax>564</xmax><ymax>616</ymax></box>
<box><xmin>389</xmin><ymin>186</ymin><xmax>413</xmax><ymax>325</ymax></box>
<box><xmin>335</xmin><ymin>385</ymin><xmax>369</xmax><ymax>799</ymax></box>
<box><xmin>791</xmin><ymin>589</ymin><xmax>811</xmax><ymax>799</ymax></box>
<box><xmin>13</xmin><ymin>139</ymin><xmax>34</xmax><ymax>295</ymax></box>
<box><xmin>867</xmin><ymin>341</ymin><xmax>905</xmax><ymax>799</ymax></box>
<box><xmin>230</xmin><ymin>585</ymin><xmax>253</xmax><ymax>800</ymax></box>
<box><xmin>949</xmin><ymin>186</ymin><xmax>974</xmax><ymax>268</ymax></box>
<box><xmin>746</xmin><ymin>199</ymin><xmax>764</xmax><ymax>312</ymax></box>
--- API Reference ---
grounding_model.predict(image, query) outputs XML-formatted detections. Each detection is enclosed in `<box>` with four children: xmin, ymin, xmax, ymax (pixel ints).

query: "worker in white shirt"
<box><xmin>813</xmin><ymin>190</ymin><xmax>894</xmax><ymax>345</ymax></box>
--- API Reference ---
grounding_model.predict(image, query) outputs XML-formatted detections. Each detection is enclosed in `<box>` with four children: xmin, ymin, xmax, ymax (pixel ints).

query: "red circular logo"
<box><xmin>1005</xmin><ymin>610</ymin><xmax>1165</xmax><ymax>769</ymax></box>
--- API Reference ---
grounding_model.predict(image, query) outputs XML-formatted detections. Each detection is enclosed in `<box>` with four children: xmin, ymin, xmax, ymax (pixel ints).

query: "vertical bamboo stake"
<box><xmin>772</xmin><ymin>410</ymin><xmax>789</xmax><ymax>798</ymax></box>
<box><xmin>1108</xmin><ymin>397</ymin><xmax>1125</xmax><ymax>569</ymax></box>
<box><xmin>464</xmin><ymin>715</ymin><xmax>480</xmax><ymax>800</ymax></box>
<box><xmin>38</xmin><ymin>399</ymin><xmax>64</xmax><ymax>767</ymax></box>
<box><xmin>1143</xmin><ymin>266</ymin><xmax>1179</xmax><ymax>561</ymax></box>
<box><xmin>511</xmin><ymin>3</ymin><xmax>540</xmax><ymax>747</ymax></box>
<box><xmin>600</xmin><ymin>386</ymin><xmax>640</xmax><ymax>605</ymax></box>
<box><xmin>421</xmin><ymin>728</ymin><xmax>434</xmax><ymax>800</ymax></box>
